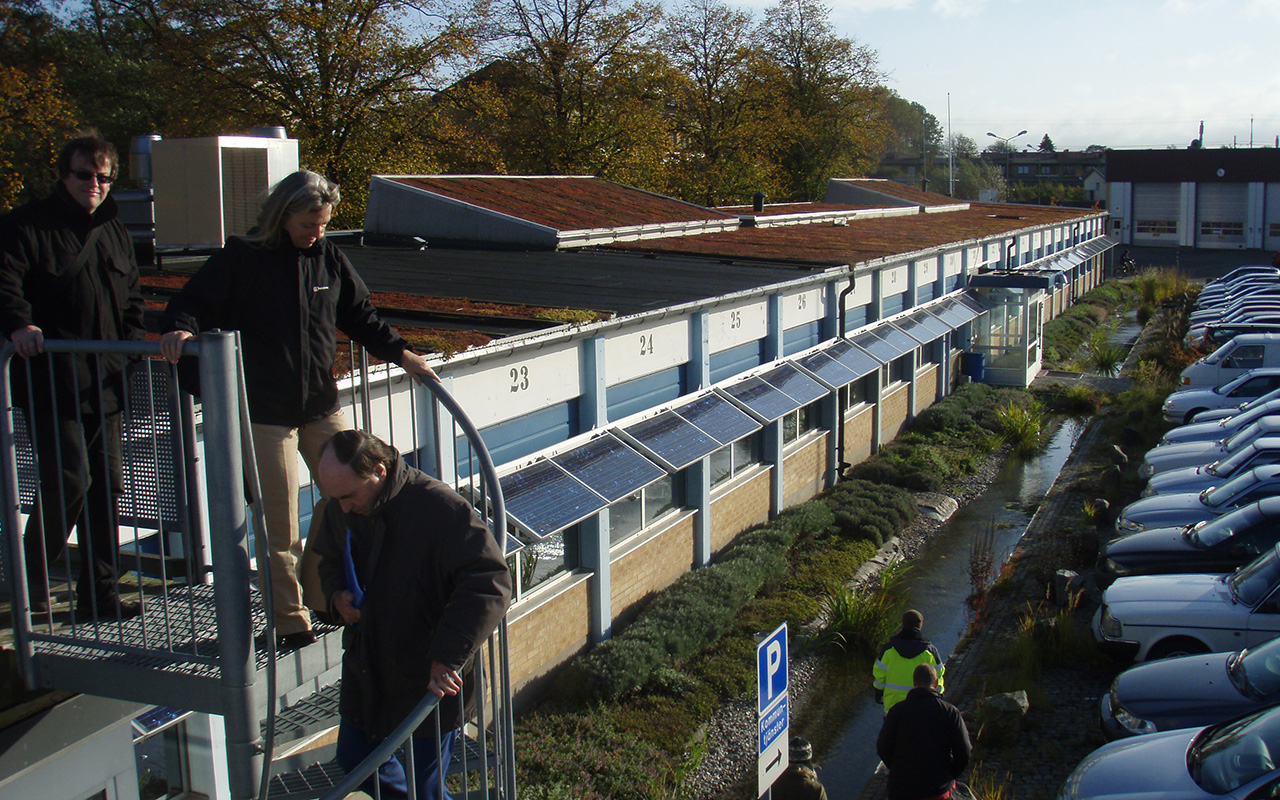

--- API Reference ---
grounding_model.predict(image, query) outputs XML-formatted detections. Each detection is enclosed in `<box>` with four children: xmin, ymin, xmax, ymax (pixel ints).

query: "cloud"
<box><xmin>930</xmin><ymin>0</ymin><xmax>989</xmax><ymax>16</ymax></box>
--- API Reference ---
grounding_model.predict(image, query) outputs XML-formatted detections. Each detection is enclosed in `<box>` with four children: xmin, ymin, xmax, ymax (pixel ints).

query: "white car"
<box><xmin>1141</xmin><ymin>437</ymin><xmax>1280</xmax><ymax>496</ymax></box>
<box><xmin>1160</xmin><ymin>400</ymin><xmax>1280</xmax><ymax>445</ymax></box>
<box><xmin>1116</xmin><ymin>464</ymin><xmax>1280</xmax><ymax>535</ymax></box>
<box><xmin>1093</xmin><ymin>543</ymin><xmax>1280</xmax><ymax>662</ymax></box>
<box><xmin>1058</xmin><ymin>704</ymin><xmax>1280</xmax><ymax>800</ymax></box>
<box><xmin>1141</xmin><ymin>417</ymin><xmax>1280</xmax><ymax>478</ymax></box>
<box><xmin>1162</xmin><ymin>370</ymin><xmax>1280</xmax><ymax>424</ymax></box>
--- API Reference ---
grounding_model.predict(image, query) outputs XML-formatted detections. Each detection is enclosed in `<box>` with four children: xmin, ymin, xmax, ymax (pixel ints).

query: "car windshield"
<box><xmin>1234</xmin><ymin>639</ymin><xmax>1280</xmax><ymax>700</ymax></box>
<box><xmin>1224</xmin><ymin>422</ymin><xmax>1264</xmax><ymax>451</ymax></box>
<box><xmin>1190</xmin><ymin>706</ymin><xmax>1280</xmax><ymax>793</ymax></box>
<box><xmin>1228</xmin><ymin>546</ymin><xmax>1280</xmax><ymax>606</ymax></box>
<box><xmin>1204</xmin><ymin>470</ymin><xmax>1260</xmax><ymax>507</ymax></box>
<box><xmin>1207</xmin><ymin>451</ymin><xmax>1248</xmax><ymax>477</ymax></box>
<box><xmin>1191</xmin><ymin>510</ymin><xmax>1257</xmax><ymax>547</ymax></box>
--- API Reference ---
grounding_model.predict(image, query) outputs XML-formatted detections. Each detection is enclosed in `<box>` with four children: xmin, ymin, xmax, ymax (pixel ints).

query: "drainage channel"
<box><xmin>814</xmin><ymin>415</ymin><xmax>1088</xmax><ymax>799</ymax></box>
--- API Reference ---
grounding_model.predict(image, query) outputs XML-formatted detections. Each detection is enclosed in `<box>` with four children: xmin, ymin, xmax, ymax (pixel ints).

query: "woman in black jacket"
<box><xmin>159</xmin><ymin>171</ymin><xmax>435</xmax><ymax>649</ymax></box>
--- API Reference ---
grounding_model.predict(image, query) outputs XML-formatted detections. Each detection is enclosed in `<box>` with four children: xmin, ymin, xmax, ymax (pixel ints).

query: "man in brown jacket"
<box><xmin>312</xmin><ymin>429</ymin><xmax>512</xmax><ymax>799</ymax></box>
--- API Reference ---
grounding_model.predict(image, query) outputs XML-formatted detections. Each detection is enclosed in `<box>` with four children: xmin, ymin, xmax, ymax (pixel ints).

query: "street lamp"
<box><xmin>987</xmin><ymin>130</ymin><xmax>1027</xmax><ymax>201</ymax></box>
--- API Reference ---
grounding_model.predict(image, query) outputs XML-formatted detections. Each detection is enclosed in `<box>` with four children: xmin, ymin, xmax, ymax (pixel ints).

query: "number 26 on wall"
<box><xmin>509</xmin><ymin>366</ymin><xmax>529</xmax><ymax>393</ymax></box>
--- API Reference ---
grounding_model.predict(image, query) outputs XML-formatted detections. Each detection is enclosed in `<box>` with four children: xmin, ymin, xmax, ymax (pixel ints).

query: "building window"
<box><xmin>1200</xmin><ymin>221</ymin><xmax>1244</xmax><ymax>237</ymax></box>
<box><xmin>782</xmin><ymin>401</ymin><xmax>822</xmax><ymax>445</ymax></box>
<box><xmin>1039</xmin><ymin>165</ymin><xmax>1052</xmax><ymax>175</ymax></box>
<box><xmin>710</xmin><ymin>433</ymin><xmax>763</xmax><ymax>489</ymax></box>
<box><xmin>1270</xmin><ymin>222</ymin><xmax>1280</xmax><ymax>238</ymax></box>
<box><xmin>523</xmin><ymin>528</ymin><xmax>570</xmax><ymax>590</ymax></box>
<box><xmin>1016</xmin><ymin>165</ymin><xmax>1030</xmax><ymax>175</ymax></box>
<box><xmin>840</xmin><ymin>375</ymin><xmax>872</xmax><ymax>410</ymax></box>
<box><xmin>1135</xmin><ymin>220</ymin><xmax>1177</xmax><ymax>235</ymax></box>
<box><xmin>608</xmin><ymin>473</ymin><xmax>682</xmax><ymax>545</ymax></box>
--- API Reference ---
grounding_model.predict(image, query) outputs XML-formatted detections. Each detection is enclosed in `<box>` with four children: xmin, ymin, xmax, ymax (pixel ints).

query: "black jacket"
<box><xmin>877</xmin><ymin>687</ymin><xmax>971</xmax><ymax>800</ymax></box>
<box><xmin>0</xmin><ymin>183</ymin><xmax>145</xmax><ymax>415</ymax></box>
<box><xmin>163</xmin><ymin>235</ymin><xmax>408</xmax><ymax>426</ymax></box>
<box><xmin>312</xmin><ymin>454</ymin><xmax>512</xmax><ymax>739</ymax></box>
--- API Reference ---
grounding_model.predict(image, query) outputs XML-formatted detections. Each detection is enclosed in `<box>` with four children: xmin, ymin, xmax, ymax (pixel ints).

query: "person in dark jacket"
<box><xmin>773</xmin><ymin>735</ymin><xmax>829</xmax><ymax>800</ymax></box>
<box><xmin>873</xmin><ymin>610</ymin><xmax>945</xmax><ymax>713</ymax></box>
<box><xmin>310</xmin><ymin>429</ymin><xmax>511</xmax><ymax>800</ymax></box>
<box><xmin>877</xmin><ymin>663</ymin><xmax>971</xmax><ymax>800</ymax></box>
<box><xmin>0</xmin><ymin>132</ymin><xmax>146</xmax><ymax>619</ymax></box>
<box><xmin>159</xmin><ymin>171</ymin><xmax>436</xmax><ymax>649</ymax></box>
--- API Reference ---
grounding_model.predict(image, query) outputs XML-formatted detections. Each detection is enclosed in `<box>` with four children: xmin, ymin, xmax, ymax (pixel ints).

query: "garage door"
<box><xmin>1132</xmin><ymin>183</ymin><xmax>1180</xmax><ymax>246</ymax></box>
<box><xmin>1197</xmin><ymin>183</ymin><xmax>1248</xmax><ymax>248</ymax></box>
<box><xmin>1266</xmin><ymin>184</ymin><xmax>1280</xmax><ymax>252</ymax></box>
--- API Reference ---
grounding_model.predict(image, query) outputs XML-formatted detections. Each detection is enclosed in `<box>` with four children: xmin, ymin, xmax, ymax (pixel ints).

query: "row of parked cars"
<box><xmin>1061</xmin><ymin>266</ymin><xmax>1280</xmax><ymax>799</ymax></box>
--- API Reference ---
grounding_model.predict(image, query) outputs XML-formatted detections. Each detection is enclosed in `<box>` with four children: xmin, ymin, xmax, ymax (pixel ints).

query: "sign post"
<box><xmin>757</xmin><ymin>622</ymin><xmax>789</xmax><ymax>797</ymax></box>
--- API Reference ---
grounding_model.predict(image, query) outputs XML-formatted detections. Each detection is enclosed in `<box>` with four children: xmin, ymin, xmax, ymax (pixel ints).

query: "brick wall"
<box><xmin>508</xmin><ymin>574</ymin><xmax>592</xmax><ymax>704</ymax></box>
<box><xmin>843</xmin><ymin>406</ymin><xmax>874</xmax><ymax>465</ymax></box>
<box><xmin>782</xmin><ymin>434</ymin><xmax>827</xmax><ymax>506</ymax></box>
<box><xmin>880</xmin><ymin>383</ymin><xmax>910</xmax><ymax>441</ymax></box>
<box><xmin>710</xmin><ymin>469</ymin><xmax>772</xmax><ymax>552</ymax></box>
<box><xmin>913</xmin><ymin>366</ymin><xmax>938</xmax><ymax>414</ymax></box>
<box><xmin>611</xmin><ymin>515</ymin><xmax>695</xmax><ymax>620</ymax></box>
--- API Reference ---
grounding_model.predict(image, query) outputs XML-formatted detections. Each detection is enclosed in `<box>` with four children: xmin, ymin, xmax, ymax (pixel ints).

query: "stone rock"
<box><xmin>977</xmin><ymin>690</ymin><xmax>1030</xmax><ymax>746</ymax></box>
<box><xmin>1109</xmin><ymin>445</ymin><xmax>1128</xmax><ymax>466</ymax></box>
<box><xmin>1091</xmin><ymin>497</ymin><xmax>1111</xmax><ymax>526</ymax></box>
<box><xmin>915</xmin><ymin>492</ymin><xmax>959</xmax><ymax>522</ymax></box>
<box><xmin>1054</xmin><ymin>569</ymin><xmax>1082</xmax><ymax>606</ymax></box>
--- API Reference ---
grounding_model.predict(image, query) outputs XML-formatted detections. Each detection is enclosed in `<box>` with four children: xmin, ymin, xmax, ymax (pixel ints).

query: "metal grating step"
<box><xmin>266</xmin><ymin>682</ymin><xmax>342</xmax><ymax>745</ymax></box>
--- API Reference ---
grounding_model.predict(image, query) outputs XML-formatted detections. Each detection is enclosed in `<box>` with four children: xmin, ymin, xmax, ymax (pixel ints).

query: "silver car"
<box><xmin>1141</xmin><ymin>418</ymin><xmax>1280</xmax><ymax>478</ymax></box>
<box><xmin>1162</xmin><ymin>370</ymin><xmax>1280</xmax><ymax>425</ymax></box>
<box><xmin>1142</xmin><ymin>437</ymin><xmax>1280</xmax><ymax>497</ymax></box>
<box><xmin>1116</xmin><ymin>464</ymin><xmax>1280</xmax><ymax>534</ymax></box>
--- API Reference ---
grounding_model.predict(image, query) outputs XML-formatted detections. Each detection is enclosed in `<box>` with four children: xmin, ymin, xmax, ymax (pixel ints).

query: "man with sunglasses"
<box><xmin>0</xmin><ymin>131</ymin><xmax>146</xmax><ymax>620</ymax></box>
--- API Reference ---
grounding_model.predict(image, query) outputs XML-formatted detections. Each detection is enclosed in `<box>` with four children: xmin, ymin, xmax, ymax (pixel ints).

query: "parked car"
<box><xmin>1160</xmin><ymin>399</ymin><xmax>1280</xmax><ymax>445</ymax></box>
<box><xmin>1179</xmin><ymin>333</ymin><xmax>1280</xmax><ymax>389</ymax></box>
<box><xmin>1060</xmin><ymin>704</ymin><xmax>1280</xmax><ymax>799</ymax></box>
<box><xmin>1097</xmin><ymin>496</ymin><xmax>1280</xmax><ymax>588</ymax></box>
<box><xmin>1140</xmin><ymin>418</ymin><xmax>1280</xmax><ymax>478</ymax></box>
<box><xmin>1141</xmin><ymin>437</ymin><xmax>1280</xmax><ymax>497</ymax></box>
<box><xmin>1093</xmin><ymin>542</ymin><xmax>1280</xmax><ymax>662</ymax></box>
<box><xmin>1191</xmin><ymin>293</ymin><xmax>1280</xmax><ymax>320</ymax></box>
<box><xmin>1099</xmin><ymin>635</ymin><xmax>1280</xmax><ymax>740</ymax></box>
<box><xmin>1162</xmin><ymin>369</ymin><xmax>1280</xmax><ymax>424</ymax></box>
<box><xmin>1116</xmin><ymin>464</ymin><xmax>1280</xmax><ymax>535</ymax></box>
<box><xmin>1187</xmin><ymin>315</ymin><xmax>1280</xmax><ymax>346</ymax></box>
<box><xmin>1205</xmin><ymin>265</ymin><xmax>1280</xmax><ymax>287</ymax></box>
<box><xmin>1188</xmin><ymin>386</ymin><xmax>1280</xmax><ymax>424</ymax></box>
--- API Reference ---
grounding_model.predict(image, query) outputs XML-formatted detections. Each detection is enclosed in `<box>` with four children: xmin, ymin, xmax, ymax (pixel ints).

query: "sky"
<box><xmin>725</xmin><ymin>0</ymin><xmax>1280</xmax><ymax>152</ymax></box>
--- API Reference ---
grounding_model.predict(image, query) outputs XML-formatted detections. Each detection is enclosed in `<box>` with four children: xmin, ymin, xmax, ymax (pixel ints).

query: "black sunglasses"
<box><xmin>71</xmin><ymin>169</ymin><xmax>115</xmax><ymax>185</ymax></box>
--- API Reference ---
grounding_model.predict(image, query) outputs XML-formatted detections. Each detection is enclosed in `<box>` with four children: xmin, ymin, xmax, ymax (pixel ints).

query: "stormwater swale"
<box><xmin>811</xmin><ymin>415</ymin><xmax>1087</xmax><ymax>800</ymax></box>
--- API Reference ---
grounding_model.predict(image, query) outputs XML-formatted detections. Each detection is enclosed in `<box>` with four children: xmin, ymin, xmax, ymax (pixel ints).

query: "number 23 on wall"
<box><xmin>509</xmin><ymin>366</ymin><xmax>530</xmax><ymax>393</ymax></box>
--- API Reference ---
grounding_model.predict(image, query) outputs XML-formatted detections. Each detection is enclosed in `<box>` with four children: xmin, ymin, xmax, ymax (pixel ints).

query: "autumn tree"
<box><xmin>877</xmin><ymin>92</ymin><xmax>942</xmax><ymax>161</ymax></box>
<box><xmin>0</xmin><ymin>1</ymin><xmax>76</xmax><ymax>210</ymax></box>
<box><xmin>754</xmin><ymin>0</ymin><xmax>886</xmax><ymax>200</ymax></box>
<box><xmin>468</xmin><ymin>0</ymin><xmax>673</xmax><ymax>189</ymax></box>
<box><xmin>659</xmin><ymin>0</ymin><xmax>776</xmax><ymax>206</ymax></box>
<box><xmin>95</xmin><ymin>0</ymin><xmax>478</xmax><ymax>225</ymax></box>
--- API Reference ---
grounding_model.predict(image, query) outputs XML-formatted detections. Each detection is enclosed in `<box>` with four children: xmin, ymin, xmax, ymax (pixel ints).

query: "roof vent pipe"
<box><xmin>129</xmin><ymin>134</ymin><xmax>162</xmax><ymax>189</ymax></box>
<box><xmin>752</xmin><ymin>191</ymin><xmax>766</xmax><ymax>213</ymax></box>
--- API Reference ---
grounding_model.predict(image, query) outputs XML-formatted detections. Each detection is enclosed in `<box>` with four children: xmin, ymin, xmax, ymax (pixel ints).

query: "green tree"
<box><xmin>1038</xmin><ymin>133</ymin><xmax>1055</xmax><ymax>153</ymax></box>
<box><xmin>755</xmin><ymin>0</ymin><xmax>886</xmax><ymax>200</ymax></box>
<box><xmin>949</xmin><ymin>132</ymin><xmax>978</xmax><ymax>159</ymax></box>
<box><xmin>951</xmin><ymin>157</ymin><xmax>1004</xmax><ymax>202</ymax></box>
<box><xmin>878</xmin><ymin>91</ymin><xmax>942</xmax><ymax>161</ymax></box>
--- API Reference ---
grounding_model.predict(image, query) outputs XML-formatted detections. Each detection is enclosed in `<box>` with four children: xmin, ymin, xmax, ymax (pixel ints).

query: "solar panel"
<box><xmin>620</xmin><ymin>411</ymin><xmax>721</xmax><ymax>471</ymax></box>
<box><xmin>871</xmin><ymin>323</ymin><xmax>918</xmax><ymax>358</ymax></box>
<box><xmin>759</xmin><ymin>363</ymin><xmax>828</xmax><ymax>405</ymax></box>
<box><xmin>550</xmin><ymin>432</ymin><xmax>666</xmax><ymax>503</ymax></box>
<box><xmin>930</xmin><ymin>297</ymin><xmax>970</xmax><ymax>327</ymax></box>
<box><xmin>673</xmin><ymin>392</ymin><xmax>761</xmax><ymax>445</ymax></box>
<box><xmin>899</xmin><ymin>309</ymin><xmax>951</xmax><ymax>342</ymax></box>
<box><xmin>500</xmin><ymin>460</ymin><xmax>606</xmax><ymax>539</ymax></box>
<box><xmin>824</xmin><ymin>339</ymin><xmax>879</xmax><ymax>378</ymax></box>
<box><xmin>794</xmin><ymin>350</ymin><xmax>858</xmax><ymax>387</ymax></box>
<box><xmin>720</xmin><ymin>375</ymin><xmax>802</xmax><ymax>421</ymax></box>
<box><xmin>849</xmin><ymin>330</ymin><xmax>901</xmax><ymax>363</ymax></box>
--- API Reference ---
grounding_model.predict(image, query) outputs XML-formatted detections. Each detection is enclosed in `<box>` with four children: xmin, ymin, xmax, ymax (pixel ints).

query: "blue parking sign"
<box><xmin>757</xmin><ymin>622</ymin><xmax>788</xmax><ymax>715</ymax></box>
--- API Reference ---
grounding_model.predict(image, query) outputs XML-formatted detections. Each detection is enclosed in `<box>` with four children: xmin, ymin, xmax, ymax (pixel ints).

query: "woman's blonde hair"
<box><xmin>242</xmin><ymin>170</ymin><xmax>340</xmax><ymax>248</ymax></box>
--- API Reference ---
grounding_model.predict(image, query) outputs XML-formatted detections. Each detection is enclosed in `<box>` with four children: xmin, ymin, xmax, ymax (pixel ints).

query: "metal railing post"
<box><xmin>199</xmin><ymin>331</ymin><xmax>260</xmax><ymax>799</ymax></box>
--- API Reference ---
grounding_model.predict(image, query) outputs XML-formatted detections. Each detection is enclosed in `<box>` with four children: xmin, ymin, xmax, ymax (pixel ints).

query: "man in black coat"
<box><xmin>0</xmin><ymin>132</ymin><xmax>146</xmax><ymax>618</ymax></box>
<box><xmin>877</xmin><ymin>663</ymin><xmax>971</xmax><ymax>800</ymax></box>
<box><xmin>311</xmin><ymin>429</ymin><xmax>512</xmax><ymax>800</ymax></box>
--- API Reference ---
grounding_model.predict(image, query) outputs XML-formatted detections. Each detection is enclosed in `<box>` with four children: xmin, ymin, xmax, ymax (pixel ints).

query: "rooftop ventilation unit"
<box><xmin>152</xmin><ymin>135</ymin><xmax>300</xmax><ymax>251</ymax></box>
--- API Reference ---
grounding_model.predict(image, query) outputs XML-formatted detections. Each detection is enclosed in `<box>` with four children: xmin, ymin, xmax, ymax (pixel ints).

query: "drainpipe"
<box><xmin>835</xmin><ymin>274</ymin><xmax>855</xmax><ymax>473</ymax></box>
